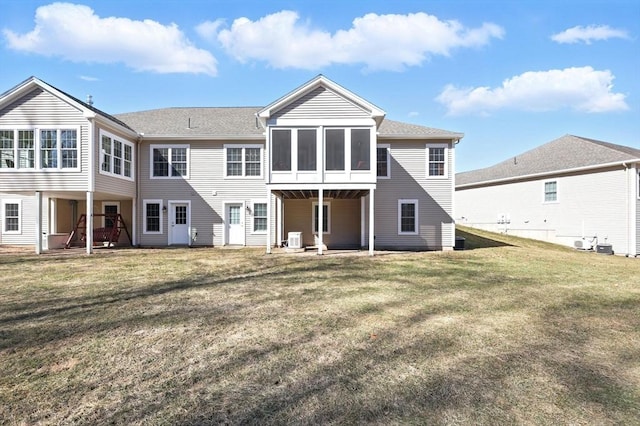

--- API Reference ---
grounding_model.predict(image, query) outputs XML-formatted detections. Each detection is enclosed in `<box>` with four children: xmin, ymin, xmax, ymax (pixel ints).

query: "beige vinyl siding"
<box><xmin>137</xmin><ymin>139</ymin><xmax>272</xmax><ymax>247</ymax></box>
<box><xmin>0</xmin><ymin>193</ymin><xmax>49</xmax><ymax>246</ymax></box>
<box><xmin>0</xmin><ymin>88</ymin><xmax>90</xmax><ymax>192</ymax></box>
<box><xmin>372</xmin><ymin>139</ymin><xmax>455</xmax><ymax>250</ymax></box>
<box><xmin>93</xmin><ymin>125</ymin><xmax>137</xmax><ymax>198</ymax></box>
<box><xmin>273</xmin><ymin>87</ymin><xmax>370</xmax><ymax>120</ymax></box>
<box><xmin>457</xmin><ymin>167</ymin><xmax>635</xmax><ymax>255</ymax></box>
<box><xmin>72</xmin><ymin>199</ymin><xmax>133</xmax><ymax>245</ymax></box>
<box><xmin>283</xmin><ymin>198</ymin><xmax>360</xmax><ymax>248</ymax></box>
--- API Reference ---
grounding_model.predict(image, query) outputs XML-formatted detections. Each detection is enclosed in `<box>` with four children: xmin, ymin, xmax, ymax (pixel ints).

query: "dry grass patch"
<box><xmin>1</xmin><ymin>229</ymin><xmax>639</xmax><ymax>424</ymax></box>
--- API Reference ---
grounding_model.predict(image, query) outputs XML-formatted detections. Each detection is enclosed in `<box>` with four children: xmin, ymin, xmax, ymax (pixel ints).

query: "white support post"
<box><xmin>368</xmin><ymin>188</ymin><xmax>375</xmax><ymax>256</ymax></box>
<box><xmin>318</xmin><ymin>188</ymin><xmax>324</xmax><ymax>255</ymax></box>
<box><xmin>86</xmin><ymin>191</ymin><xmax>94</xmax><ymax>254</ymax></box>
<box><xmin>361</xmin><ymin>196</ymin><xmax>366</xmax><ymax>248</ymax></box>
<box><xmin>276</xmin><ymin>195</ymin><xmax>283</xmax><ymax>248</ymax></box>
<box><xmin>266</xmin><ymin>189</ymin><xmax>272</xmax><ymax>254</ymax></box>
<box><xmin>131</xmin><ymin>197</ymin><xmax>137</xmax><ymax>246</ymax></box>
<box><xmin>35</xmin><ymin>191</ymin><xmax>42</xmax><ymax>254</ymax></box>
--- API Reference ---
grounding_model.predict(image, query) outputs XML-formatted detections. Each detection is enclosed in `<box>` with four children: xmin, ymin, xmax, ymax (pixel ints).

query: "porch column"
<box><xmin>86</xmin><ymin>191</ymin><xmax>94</xmax><ymax>254</ymax></box>
<box><xmin>131</xmin><ymin>197</ymin><xmax>137</xmax><ymax>246</ymax></box>
<box><xmin>361</xmin><ymin>196</ymin><xmax>366</xmax><ymax>248</ymax></box>
<box><xmin>368</xmin><ymin>189</ymin><xmax>375</xmax><ymax>256</ymax></box>
<box><xmin>276</xmin><ymin>195</ymin><xmax>283</xmax><ymax>247</ymax></box>
<box><xmin>318</xmin><ymin>188</ymin><xmax>323</xmax><ymax>255</ymax></box>
<box><xmin>266</xmin><ymin>189</ymin><xmax>272</xmax><ymax>254</ymax></box>
<box><xmin>35</xmin><ymin>191</ymin><xmax>42</xmax><ymax>254</ymax></box>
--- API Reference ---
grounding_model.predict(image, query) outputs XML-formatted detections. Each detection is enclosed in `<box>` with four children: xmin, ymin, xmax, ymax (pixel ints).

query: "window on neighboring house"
<box><xmin>398</xmin><ymin>199</ymin><xmax>418</xmax><ymax>235</ymax></box>
<box><xmin>351</xmin><ymin>129</ymin><xmax>370</xmax><ymax>170</ymax></box>
<box><xmin>427</xmin><ymin>145</ymin><xmax>447</xmax><ymax>177</ymax></box>
<box><xmin>18</xmin><ymin>131</ymin><xmax>35</xmax><ymax>169</ymax></box>
<box><xmin>326</xmin><ymin>129</ymin><xmax>345</xmax><ymax>171</ymax></box>
<box><xmin>225</xmin><ymin>145</ymin><xmax>262</xmax><ymax>177</ymax></box>
<box><xmin>272</xmin><ymin>130</ymin><xmax>291</xmax><ymax>171</ymax></box>
<box><xmin>143</xmin><ymin>200</ymin><xmax>162</xmax><ymax>234</ymax></box>
<box><xmin>297</xmin><ymin>129</ymin><xmax>317</xmax><ymax>171</ymax></box>
<box><xmin>0</xmin><ymin>131</ymin><xmax>14</xmax><ymax>169</ymax></box>
<box><xmin>101</xmin><ymin>131</ymin><xmax>134</xmax><ymax>179</ymax></box>
<box><xmin>2</xmin><ymin>200</ymin><xmax>20</xmax><ymax>233</ymax></box>
<box><xmin>151</xmin><ymin>145</ymin><xmax>188</xmax><ymax>178</ymax></box>
<box><xmin>253</xmin><ymin>202</ymin><xmax>267</xmax><ymax>233</ymax></box>
<box><xmin>377</xmin><ymin>144</ymin><xmax>390</xmax><ymax>178</ymax></box>
<box><xmin>544</xmin><ymin>181</ymin><xmax>557</xmax><ymax>202</ymax></box>
<box><xmin>312</xmin><ymin>202</ymin><xmax>331</xmax><ymax>234</ymax></box>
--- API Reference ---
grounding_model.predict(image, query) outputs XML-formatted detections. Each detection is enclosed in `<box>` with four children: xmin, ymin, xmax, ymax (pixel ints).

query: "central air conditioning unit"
<box><xmin>288</xmin><ymin>232</ymin><xmax>302</xmax><ymax>249</ymax></box>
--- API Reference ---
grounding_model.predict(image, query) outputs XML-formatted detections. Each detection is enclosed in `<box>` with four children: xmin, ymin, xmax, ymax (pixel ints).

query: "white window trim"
<box><xmin>398</xmin><ymin>199</ymin><xmax>419</xmax><ymax>235</ymax></box>
<box><xmin>312</xmin><ymin>201</ymin><xmax>331</xmax><ymax>234</ymax></box>
<box><xmin>251</xmin><ymin>199</ymin><xmax>268</xmax><ymax>234</ymax></box>
<box><xmin>426</xmin><ymin>143</ymin><xmax>448</xmax><ymax>179</ymax></box>
<box><xmin>377</xmin><ymin>144</ymin><xmax>391</xmax><ymax>179</ymax></box>
<box><xmin>150</xmin><ymin>144</ymin><xmax>190</xmax><ymax>179</ymax></box>
<box><xmin>0</xmin><ymin>126</ymin><xmax>81</xmax><ymax>172</ymax></box>
<box><xmin>99</xmin><ymin>129</ymin><xmax>135</xmax><ymax>181</ymax></box>
<box><xmin>543</xmin><ymin>180</ymin><xmax>559</xmax><ymax>203</ymax></box>
<box><xmin>143</xmin><ymin>199</ymin><xmax>163</xmax><ymax>234</ymax></box>
<box><xmin>101</xmin><ymin>201</ymin><xmax>120</xmax><ymax>228</ymax></box>
<box><xmin>1</xmin><ymin>199</ymin><xmax>21</xmax><ymax>234</ymax></box>
<box><xmin>224</xmin><ymin>144</ymin><xmax>263</xmax><ymax>179</ymax></box>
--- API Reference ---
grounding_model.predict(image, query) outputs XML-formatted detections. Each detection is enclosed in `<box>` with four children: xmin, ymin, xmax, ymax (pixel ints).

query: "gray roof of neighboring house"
<box><xmin>114</xmin><ymin>107</ymin><xmax>463</xmax><ymax>139</ymax></box>
<box><xmin>457</xmin><ymin>134</ymin><xmax>640</xmax><ymax>187</ymax></box>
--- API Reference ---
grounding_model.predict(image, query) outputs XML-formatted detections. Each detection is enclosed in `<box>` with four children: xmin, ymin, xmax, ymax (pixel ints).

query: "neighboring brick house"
<box><xmin>0</xmin><ymin>75</ymin><xmax>463</xmax><ymax>254</ymax></box>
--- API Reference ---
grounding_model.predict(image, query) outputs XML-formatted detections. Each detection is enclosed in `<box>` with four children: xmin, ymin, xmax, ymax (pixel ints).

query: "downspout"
<box><xmin>623</xmin><ymin>162</ymin><xmax>630</xmax><ymax>256</ymax></box>
<box><xmin>86</xmin><ymin>114</ymin><xmax>96</xmax><ymax>254</ymax></box>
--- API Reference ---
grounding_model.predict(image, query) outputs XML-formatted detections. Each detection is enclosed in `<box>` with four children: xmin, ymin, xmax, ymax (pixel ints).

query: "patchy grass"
<box><xmin>1</xmin><ymin>228</ymin><xmax>639</xmax><ymax>425</ymax></box>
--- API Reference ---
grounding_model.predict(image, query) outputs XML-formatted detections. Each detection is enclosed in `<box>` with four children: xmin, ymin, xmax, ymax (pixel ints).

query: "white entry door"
<box><xmin>170</xmin><ymin>202</ymin><xmax>190</xmax><ymax>245</ymax></box>
<box><xmin>226</xmin><ymin>203</ymin><xmax>244</xmax><ymax>245</ymax></box>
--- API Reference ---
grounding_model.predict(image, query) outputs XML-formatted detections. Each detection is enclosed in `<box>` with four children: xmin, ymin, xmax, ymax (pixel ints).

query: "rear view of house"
<box><xmin>456</xmin><ymin>135</ymin><xmax>640</xmax><ymax>256</ymax></box>
<box><xmin>1</xmin><ymin>75</ymin><xmax>463</xmax><ymax>254</ymax></box>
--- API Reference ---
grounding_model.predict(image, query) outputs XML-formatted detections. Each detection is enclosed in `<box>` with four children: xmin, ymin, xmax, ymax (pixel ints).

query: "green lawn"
<box><xmin>1</xmin><ymin>227</ymin><xmax>639</xmax><ymax>425</ymax></box>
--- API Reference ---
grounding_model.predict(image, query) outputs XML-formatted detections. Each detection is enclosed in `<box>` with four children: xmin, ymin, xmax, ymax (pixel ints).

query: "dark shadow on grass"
<box><xmin>456</xmin><ymin>228</ymin><xmax>513</xmax><ymax>250</ymax></box>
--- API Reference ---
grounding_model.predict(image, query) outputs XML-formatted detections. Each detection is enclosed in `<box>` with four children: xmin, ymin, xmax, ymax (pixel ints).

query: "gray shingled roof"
<box><xmin>115</xmin><ymin>107</ymin><xmax>264</xmax><ymax>138</ymax></box>
<box><xmin>457</xmin><ymin>134</ymin><xmax>640</xmax><ymax>187</ymax></box>
<box><xmin>115</xmin><ymin>107</ymin><xmax>461</xmax><ymax>139</ymax></box>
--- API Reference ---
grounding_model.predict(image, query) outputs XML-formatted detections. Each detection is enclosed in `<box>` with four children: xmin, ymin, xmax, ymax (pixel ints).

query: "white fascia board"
<box><xmin>456</xmin><ymin>159</ymin><xmax>640</xmax><ymax>189</ymax></box>
<box><xmin>93</xmin><ymin>115</ymin><xmax>140</xmax><ymax>140</ymax></box>
<box><xmin>267</xmin><ymin>183</ymin><xmax>376</xmax><ymax>191</ymax></box>
<box><xmin>140</xmin><ymin>134</ymin><xmax>265</xmax><ymax>142</ymax></box>
<box><xmin>379</xmin><ymin>134</ymin><xmax>464</xmax><ymax>141</ymax></box>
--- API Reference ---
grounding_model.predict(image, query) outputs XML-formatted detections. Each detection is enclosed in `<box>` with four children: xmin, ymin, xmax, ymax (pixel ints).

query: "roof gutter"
<box><xmin>379</xmin><ymin>133</ymin><xmax>464</xmax><ymax>141</ymax></box>
<box><xmin>457</xmin><ymin>158</ymin><xmax>640</xmax><ymax>189</ymax></box>
<box><xmin>138</xmin><ymin>134</ymin><xmax>265</xmax><ymax>141</ymax></box>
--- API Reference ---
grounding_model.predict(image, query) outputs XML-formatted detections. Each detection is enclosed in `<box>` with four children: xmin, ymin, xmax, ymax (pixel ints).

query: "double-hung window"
<box><xmin>101</xmin><ymin>131</ymin><xmax>134</xmax><ymax>179</ymax></box>
<box><xmin>544</xmin><ymin>181</ymin><xmax>558</xmax><ymax>202</ymax></box>
<box><xmin>151</xmin><ymin>145</ymin><xmax>188</xmax><ymax>178</ymax></box>
<box><xmin>2</xmin><ymin>200</ymin><xmax>21</xmax><ymax>234</ymax></box>
<box><xmin>398</xmin><ymin>199</ymin><xmax>418</xmax><ymax>235</ymax></box>
<box><xmin>225</xmin><ymin>145</ymin><xmax>262</xmax><ymax>177</ymax></box>
<box><xmin>143</xmin><ymin>200</ymin><xmax>162</xmax><ymax>234</ymax></box>
<box><xmin>252</xmin><ymin>202</ymin><xmax>267</xmax><ymax>233</ymax></box>
<box><xmin>377</xmin><ymin>144</ymin><xmax>390</xmax><ymax>178</ymax></box>
<box><xmin>427</xmin><ymin>144</ymin><xmax>447</xmax><ymax>177</ymax></box>
<box><xmin>0</xmin><ymin>129</ymin><xmax>77</xmax><ymax>170</ymax></box>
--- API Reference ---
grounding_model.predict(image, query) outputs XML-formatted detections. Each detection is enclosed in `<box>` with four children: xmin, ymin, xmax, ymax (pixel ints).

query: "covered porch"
<box><xmin>266</xmin><ymin>186</ymin><xmax>375</xmax><ymax>256</ymax></box>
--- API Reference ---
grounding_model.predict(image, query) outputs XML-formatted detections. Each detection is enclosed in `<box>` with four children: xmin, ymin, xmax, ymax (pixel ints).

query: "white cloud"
<box><xmin>551</xmin><ymin>25</ymin><xmax>630</xmax><ymax>44</ymax></box>
<box><xmin>436</xmin><ymin>66</ymin><xmax>628</xmax><ymax>115</ymax></box>
<box><xmin>79</xmin><ymin>75</ymin><xmax>99</xmax><ymax>82</ymax></box>
<box><xmin>207</xmin><ymin>10</ymin><xmax>503</xmax><ymax>71</ymax></box>
<box><xmin>3</xmin><ymin>3</ymin><xmax>217</xmax><ymax>76</ymax></box>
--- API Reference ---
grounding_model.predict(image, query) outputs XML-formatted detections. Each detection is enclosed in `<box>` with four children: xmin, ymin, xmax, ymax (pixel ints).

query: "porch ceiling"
<box><xmin>273</xmin><ymin>189</ymin><xmax>370</xmax><ymax>200</ymax></box>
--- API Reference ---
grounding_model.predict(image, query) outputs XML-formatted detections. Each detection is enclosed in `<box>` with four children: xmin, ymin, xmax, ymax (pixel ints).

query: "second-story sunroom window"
<box><xmin>351</xmin><ymin>129</ymin><xmax>370</xmax><ymax>170</ymax></box>
<box><xmin>325</xmin><ymin>129</ymin><xmax>345</xmax><ymax>171</ymax></box>
<box><xmin>272</xmin><ymin>130</ymin><xmax>291</xmax><ymax>171</ymax></box>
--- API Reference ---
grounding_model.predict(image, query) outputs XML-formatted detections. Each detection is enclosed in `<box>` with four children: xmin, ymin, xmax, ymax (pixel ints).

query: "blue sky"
<box><xmin>0</xmin><ymin>0</ymin><xmax>638</xmax><ymax>172</ymax></box>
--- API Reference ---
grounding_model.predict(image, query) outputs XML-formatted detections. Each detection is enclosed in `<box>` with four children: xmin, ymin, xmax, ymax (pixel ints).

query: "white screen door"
<box><xmin>170</xmin><ymin>203</ymin><xmax>190</xmax><ymax>245</ymax></box>
<box><xmin>226</xmin><ymin>203</ymin><xmax>244</xmax><ymax>245</ymax></box>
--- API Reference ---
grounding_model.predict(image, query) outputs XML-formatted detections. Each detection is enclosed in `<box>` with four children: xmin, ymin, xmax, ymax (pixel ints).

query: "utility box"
<box><xmin>288</xmin><ymin>232</ymin><xmax>302</xmax><ymax>249</ymax></box>
<box><xmin>596</xmin><ymin>244</ymin><xmax>613</xmax><ymax>255</ymax></box>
